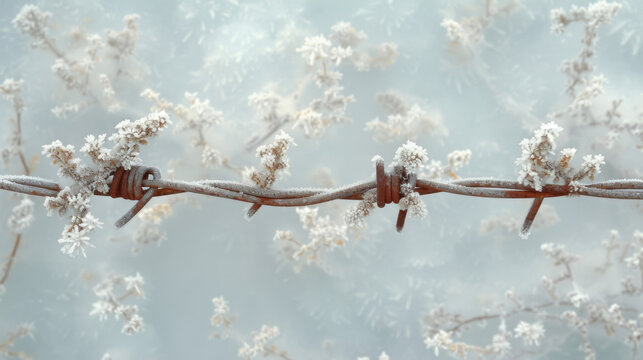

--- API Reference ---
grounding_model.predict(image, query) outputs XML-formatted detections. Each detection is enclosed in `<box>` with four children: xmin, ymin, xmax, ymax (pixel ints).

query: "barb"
<box><xmin>1</xmin><ymin>167</ymin><xmax>641</xmax><ymax>234</ymax></box>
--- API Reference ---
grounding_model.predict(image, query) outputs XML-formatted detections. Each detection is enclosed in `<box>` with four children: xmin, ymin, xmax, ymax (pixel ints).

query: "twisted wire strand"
<box><xmin>1</xmin><ymin>170</ymin><xmax>642</xmax><ymax>232</ymax></box>
<box><xmin>2</xmin><ymin>175</ymin><xmax>641</xmax><ymax>201</ymax></box>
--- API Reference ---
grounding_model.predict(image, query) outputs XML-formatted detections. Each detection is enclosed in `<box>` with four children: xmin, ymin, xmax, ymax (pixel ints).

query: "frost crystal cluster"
<box><xmin>90</xmin><ymin>273</ymin><xmax>145</xmax><ymax>335</ymax></box>
<box><xmin>238</xmin><ymin>325</ymin><xmax>281</xmax><ymax>360</ymax></box>
<box><xmin>243</xmin><ymin>131</ymin><xmax>295</xmax><ymax>189</ymax></box>
<box><xmin>516</xmin><ymin>122</ymin><xmax>605</xmax><ymax>191</ymax></box>
<box><xmin>7</xmin><ymin>198</ymin><xmax>34</xmax><ymax>235</ymax></box>
<box><xmin>41</xmin><ymin>111</ymin><xmax>170</xmax><ymax>257</ymax></box>
<box><xmin>13</xmin><ymin>5</ymin><xmax>143</xmax><ymax>116</ymax></box>
<box><xmin>211</xmin><ymin>296</ymin><xmax>235</xmax><ymax>339</ymax></box>
<box><xmin>291</xmin><ymin>22</ymin><xmax>398</xmax><ymax>137</ymax></box>
<box><xmin>365</xmin><ymin>92</ymin><xmax>447</xmax><ymax>143</ymax></box>
<box><xmin>142</xmin><ymin>89</ymin><xmax>224</xmax><ymax>167</ymax></box>
<box><xmin>274</xmin><ymin>207</ymin><xmax>348</xmax><ymax>272</ymax></box>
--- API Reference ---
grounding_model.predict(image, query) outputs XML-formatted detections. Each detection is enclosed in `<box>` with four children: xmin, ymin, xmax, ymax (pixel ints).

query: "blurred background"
<box><xmin>0</xmin><ymin>0</ymin><xmax>641</xmax><ymax>358</ymax></box>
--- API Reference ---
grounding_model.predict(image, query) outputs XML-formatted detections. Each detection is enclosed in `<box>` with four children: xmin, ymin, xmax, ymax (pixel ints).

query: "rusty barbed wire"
<box><xmin>1</xmin><ymin>164</ymin><xmax>642</xmax><ymax>234</ymax></box>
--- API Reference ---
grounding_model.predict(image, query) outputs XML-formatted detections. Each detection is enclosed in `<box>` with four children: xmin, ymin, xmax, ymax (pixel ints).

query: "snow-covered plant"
<box><xmin>292</xmin><ymin>34</ymin><xmax>355</xmax><ymax>137</ymax></box>
<box><xmin>0</xmin><ymin>323</ymin><xmax>35</xmax><ymax>360</ymax></box>
<box><xmin>513</xmin><ymin>321</ymin><xmax>545</xmax><ymax>346</ymax></box>
<box><xmin>327</xmin><ymin>21</ymin><xmax>398</xmax><ymax>71</ymax></box>
<box><xmin>243</xmin><ymin>131</ymin><xmax>295</xmax><ymax>189</ymax></box>
<box><xmin>13</xmin><ymin>5</ymin><xmax>143</xmax><ymax>116</ymax></box>
<box><xmin>41</xmin><ymin>111</ymin><xmax>170</xmax><ymax>257</ymax></box>
<box><xmin>273</xmin><ymin>207</ymin><xmax>348</xmax><ymax>273</ymax></box>
<box><xmin>1</xmin><ymin>78</ymin><xmax>35</xmax><ymax>292</ymax></box>
<box><xmin>516</xmin><ymin>121</ymin><xmax>605</xmax><ymax>191</ymax></box>
<box><xmin>90</xmin><ymin>272</ymin><xmax>145</xmax><ymax>335</ymax></box>
<box><xmin>247</xmin><ymin>22</ymin><xmax>398</xmax><ymax>146</ymax></box>
<box><xmin>550</xmin><ymin>1</ymin><xmax>622</xmax><ymax>96</ymax></box>
<box><xmin>7</xmin><ymin>198</ymin><xmax>34</xmax><ymax>235</ymax></box>
<box><xmin>209</xmin><ymin>297</ymin><xmax>289</xmax><ymax>360</ymax></box>
<box><xmin>343</xmin><ymin>188</ymin><xmax>377</xmax><ymax>230</ymax></box>
<box><xmin>423</xmin><ymin>229</ymin><xmax>643</xmax><ymax>359</ymax></box>
<box><xmin>0</xmin><ymin>78</ymin><xmax>26</xmax><ymax>170</ymax></box>
<box><xmin>141</xmin><ymin>89</ymin><xmax>225</xmax><ymax>168</ymax></box>
<box><xmin>441</xmin><ymin>0</ymin><xmax>519</xmax><ymax>60</ymax></box>
<box><xmin>365</xmin><ymin>92</ymin><xmax>447</xmax><ymax>143</ymax></box>
<box><xmin>549</xmin><ymin>1</ymin><xmax>641</xmax><ymax>149</ymax></box>
<box><xmin>238</xmin><ymin>325</ymin><xmax>285</xmax><ymax>360</ymax></box>
<box><xmin>421</xmin><ymin>149</ymin><xmax>471</xmax><ymax>180</ymax></box>
<box><xmin>211</xmin><ymin>296</ymin><xmax>235</xmax><ymax>339</ymax></box>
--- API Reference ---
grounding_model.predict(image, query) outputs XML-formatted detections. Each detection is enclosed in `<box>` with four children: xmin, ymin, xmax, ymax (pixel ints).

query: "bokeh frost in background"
<box><xmin>0</xmin><ymin>0</ymin><xmax>641</xmax><ymax>359</ymax></box>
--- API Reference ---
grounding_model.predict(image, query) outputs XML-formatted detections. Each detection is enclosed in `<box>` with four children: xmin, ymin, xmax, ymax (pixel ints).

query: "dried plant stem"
<box><xmin>1</xmin><ymin>100</ymin><xmax>31</xmax><ymax>288</ymax></box>
<box><xmin>0</xmin><ymin>235</ymin><xmax>22</xmax><ymax>286</ymax></box>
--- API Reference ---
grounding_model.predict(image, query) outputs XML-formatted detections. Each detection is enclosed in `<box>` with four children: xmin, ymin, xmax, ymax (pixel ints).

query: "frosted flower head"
<box><xmin>12</xmin><ymin>5</ymin><xmax>51</xmax><ymax>46</ymax></box>
<box><xmin>0</xmin><ymin>78</ymin><xmax>23</xmax><ymax>98</ymax></box>
<box><xmin>297</xmin><ymin>35</ymin><xmax>331</xmax><ymax>66</ymax></box>
<box><xmin>392</xmin><ymin>140</ymin><xmax>428</xmax><ymax>173</ymax></box>
<box><xmin>8</xmin><ymin>198</ymin><xmax>34</xmax><ymax>234</ymax></box>
<box><xmin>514</xmin><ymin>321</ymin><xmax>545</xmax><ymax>346</ymax></box>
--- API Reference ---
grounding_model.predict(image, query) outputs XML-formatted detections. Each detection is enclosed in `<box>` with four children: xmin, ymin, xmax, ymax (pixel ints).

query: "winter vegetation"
<box><xmin>0</xmin><ymin>0</ymin><xmax>641</xmax><ymax>359</ymax></box>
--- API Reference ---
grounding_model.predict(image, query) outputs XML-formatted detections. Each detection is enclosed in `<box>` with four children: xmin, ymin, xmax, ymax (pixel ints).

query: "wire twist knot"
<box><xmin>374</xmin><ymin>159</ymin><xmax>417</xmax><ymax>232</ymax></box>
<box><xmin>109</xmin><ymin>166</ymin><xmax>161</xmax><ymax>228</ymax></box>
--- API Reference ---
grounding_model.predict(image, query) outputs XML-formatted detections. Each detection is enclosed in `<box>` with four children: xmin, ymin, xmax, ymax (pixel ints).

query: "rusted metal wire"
<box><xmin>1</xmin><ymin>166</ymin><xmax>642</xmax><ymax>233</ymax></box>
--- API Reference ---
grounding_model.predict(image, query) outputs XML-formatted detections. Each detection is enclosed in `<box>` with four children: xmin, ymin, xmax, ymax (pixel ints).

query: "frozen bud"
<box><xmin>393</xmin><ymin>140</ymin><xmax>428</xmax><ymax>173</ymax></box>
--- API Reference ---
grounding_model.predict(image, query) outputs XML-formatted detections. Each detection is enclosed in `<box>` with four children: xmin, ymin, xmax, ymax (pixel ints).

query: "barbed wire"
<box><xmin>1</xmin><ymin>163</ymin><xmax>642</xmax><ymax>234</ymax></box>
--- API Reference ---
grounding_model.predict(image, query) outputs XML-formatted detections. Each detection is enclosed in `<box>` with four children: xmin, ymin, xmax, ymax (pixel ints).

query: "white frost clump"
<box><xmin>7</xmin><ymin>198</ymin><xmax>34</xmax><ymax>235</ymax></box>
<box><xmin>238</xmin><ymin>325</ymin><xmax>280</xmax><ymax>360</ymax></box>
<box><xmin>211</xmin><ymin>296</ymin><xmax>235</xmax><ymax>339</ymax></box>
<box><xmin>290</xmin><ymin>23</ymin><xmax>397</xmax><ymax>138</ymax></box>
<box><xmin>90</xmin><ymin>273</ymin><xmax>145</xmax><ymax>335</ymax></box>
<box><xmin>343</xmin><ymin>189</ymin><xmax>377</xmax><ymax>229</ymax></box>
<box><xmin>399</xmin><ymin>184</ymin><xmax>427</xmax><ymax>219</ymax></box>
<box><xmin>174</xmin><ymin>92</ymin><xmax>223</xmax><ymax>142</ymax></box>
<box><xmin>356</xmin><ymin>352</ymin><xmax>390</xmax><ymax>360</ymax></box>
<box><xmin>393</xmin><ymin>140</ymin><xmax>428</xmax><ymax>173</ymax></box>
<box><xmin>297</xmin><ymin>35</ymin><xmax>334</xmax><ymax>66</ymax></box>
<box><xmin>105</xmin><ymin>14</ymin><xmax>140</xmax><ymax>58</ymax></box>
<box><xmin>141</xmin><ymin>89</ymin><xmax>224</xmax><ymax>166</ymax></box>
<box><xmin>243</xmin><ymin>130</ymin><xmax>295</xmax><ymax>189</ymax></box>
<box><xmin>51</xmin><ymin>102</ymin><xmax>80</xmax><ymax>119</ymax></box>
<box><xmin>514</xmin><ymin>321</ymin><xmax>545</xmax><ymax>346</ymax></box>
<box><xmin>422</xmin><ymin>149</ymin><xmax>472</xmax><ymax>180</ymax></box>
<box><xmin>42</xmin><ymin>111</ymin><xmax>170</xmax><ymax>257</ymax></box>
<box><xmin>550</xmin><ymin>1</ymin><xmax>621</xmax><ymax>96</ymax></box>
<box><xmin>274</xmin><ymin>207</ymin><xmax>348</xmax><ymax>272</ymax></box>
<box><xmin>365</xmin><ymin>93</ymin><xmax>447</xmax><ymax>143</ymax></box>
<box><xmin>516</xmin><ymin>122</ymin><xmax>605</xmax><ymax>191</ymax></box>
<box><xmin>12</xmin><ymin>5</ymin><xmax>52</xmax><ymax>47</ymax></box>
